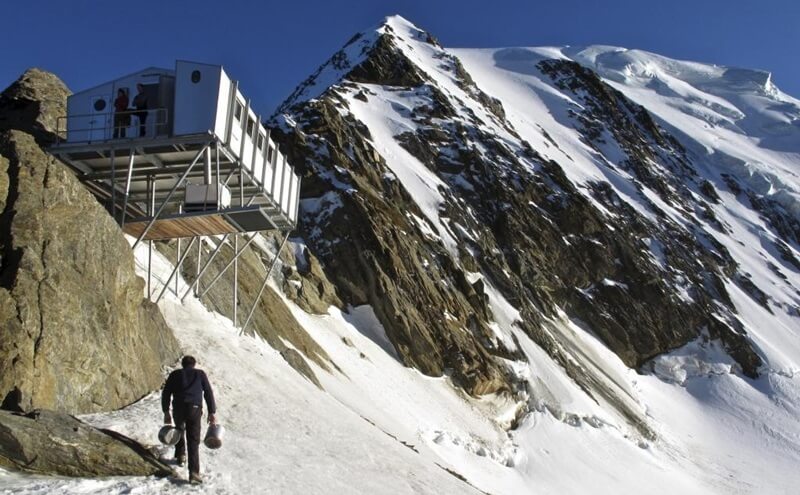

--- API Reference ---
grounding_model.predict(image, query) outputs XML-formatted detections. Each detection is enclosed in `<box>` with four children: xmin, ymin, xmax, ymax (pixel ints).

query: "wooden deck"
<box><xmin>123</xmin><ymin>211</ymin><xmax>239</xmax><ymax>241</ymax></box>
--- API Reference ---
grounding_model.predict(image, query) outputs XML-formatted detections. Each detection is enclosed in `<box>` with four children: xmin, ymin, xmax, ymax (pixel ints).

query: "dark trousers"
<box><xmin>135</xmin><ymin>110</ymin><xmax>148</xmax><ymax>136</ymax></box>
<box><xmin>113</xmin><ymin>115</ymin><xmax>128</xmax><ymax>138</ymax></box>
<box><xmin>173</xmin><ymin>403</ymin><xmax>203</xmax><ymax>474</ymax></box>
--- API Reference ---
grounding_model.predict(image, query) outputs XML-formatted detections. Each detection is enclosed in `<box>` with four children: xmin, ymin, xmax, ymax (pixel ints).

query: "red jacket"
<box><xmin>114</xmin><ymin>94</ymin><xmax>129</xmax><ymax>113</ymax></box>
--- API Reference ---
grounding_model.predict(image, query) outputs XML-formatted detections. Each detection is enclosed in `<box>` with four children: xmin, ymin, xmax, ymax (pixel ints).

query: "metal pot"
<box><xmin>158</xmin><ymin>425</ymin><xmax>182</xmax><ymax>446</ymax></box>
<box><xmin>204</xmin><ymin>424</ymin><xmax>224</xmax><ymax>449</ymax></box>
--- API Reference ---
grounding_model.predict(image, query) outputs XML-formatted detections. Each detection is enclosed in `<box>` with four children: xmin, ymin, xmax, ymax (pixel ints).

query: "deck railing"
<box><xmin>55</xmin><ymin>108</ymin><xmax>169</xmax><ymax>144</ymax></box>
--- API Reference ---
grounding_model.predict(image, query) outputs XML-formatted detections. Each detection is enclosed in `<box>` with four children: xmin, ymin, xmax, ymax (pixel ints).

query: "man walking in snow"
<box><xmin>162</xmin><ymin>355</ymin><xmax>217</xmax><ymax>484</ymax></box>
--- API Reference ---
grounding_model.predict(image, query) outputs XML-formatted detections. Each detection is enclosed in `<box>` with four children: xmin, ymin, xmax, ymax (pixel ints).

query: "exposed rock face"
<box><xmin>0</xmin><ymin>409</ymin><xmax>173</xmax><ymax>477</ymax></box>
<box><xmin>272</xmin><ymin>28</ymin><xmax>517</xmax><ymax>397</ymax></box>
<box><xmin>283</xmin><ymin>245</ymin><xmax>343</xmax><ymax>314</ymax></box>
<box><xmin>0</xmin><ymin>69</ymin><xmax>69</xmax><ymax>145</ymax></box>
<box><xmin>280</xmin><ymin>348</ymin><xmax>323</xmax><ymax>389</ymax></box>
<box><xmin>0</xmin><ymin>71</ymin><xmax>179</xmax><ymax>414</ymax></box>
<box><xmin>269</xmin><ymin>17</ymin><xmax>765</xmax><ymax>413</ymax></box>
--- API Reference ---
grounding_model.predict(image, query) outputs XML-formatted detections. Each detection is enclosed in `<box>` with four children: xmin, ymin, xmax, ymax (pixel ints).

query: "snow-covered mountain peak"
<box><xmin>275</xmin><ymin>14</ymin><xmax>440</xmax><ymax>114</ymax></box>
<box><xmin>569</xmin><ymin>45</ymin><xmax>781</xmax><ymax>95</ymax></box>
<box><xmin>263</xmin><ymin>19</ymin><xmax>800</xmax><ymax>488</ymax></box>
<box><xmin>379</xmin><ymin>14</ymin><xmax>429</xmax><ymax>37</ymax></box>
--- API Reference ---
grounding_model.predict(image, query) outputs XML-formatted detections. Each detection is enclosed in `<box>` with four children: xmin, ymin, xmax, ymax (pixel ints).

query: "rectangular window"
<box><xmin>246</xmin><ymin>117</ymin><xmax>255</xmax><ymax>137</ymax></box>
<box><xmin>257</xmin><ymin>133</ymin><xmax>265</xmax><ymax>150</ymax></box>
<box><xmin>267</xmin><ymin>145</ymin><xmax>274</xmax><ymax>163</ymax></box>
<box><xmin>233</xmin><ymin>101</ymin><xmax>243</xmax><ymax>121</ymax></box>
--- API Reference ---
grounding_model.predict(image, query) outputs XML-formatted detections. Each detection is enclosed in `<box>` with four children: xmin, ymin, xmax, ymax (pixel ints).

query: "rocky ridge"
<box><xmin>268</xmin><ymin>16</ymin><xmax>783</xmax><ymax>433</ymax></box>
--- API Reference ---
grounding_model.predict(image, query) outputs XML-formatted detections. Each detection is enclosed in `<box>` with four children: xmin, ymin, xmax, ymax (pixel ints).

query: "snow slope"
<box><xmin>3</xmin><ymin>15</ymin><xmax>800</xmax><ymax>495</ymax></box>
<box><xmin>2</xmin><ymin>230</ymin><xmax>796</xmax><ymax>494</ymax></box>
<box><xmin>453</xmin><ymin>43</ymin><xmax>800</xmax><ymax>374</ymax></box>
<box><xmin>0</xmin><ymin>241</ymin><xmax>488</xmax><ymax>495</ymax></box>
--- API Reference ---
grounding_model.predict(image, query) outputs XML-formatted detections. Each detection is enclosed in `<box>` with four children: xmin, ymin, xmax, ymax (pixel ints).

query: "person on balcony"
<box><xmin>112</xmin><ymin>89</ymin><xmax>129</xmax><ymax>138</ymax></box>
<box><xmin>133</xmin><ymin>83</ymin><xmax>149</xmax><ymax>137</ymax></box>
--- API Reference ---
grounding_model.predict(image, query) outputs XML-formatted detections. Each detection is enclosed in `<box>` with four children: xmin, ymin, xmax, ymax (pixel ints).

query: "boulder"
<box><xmin>282</xmin><ymin>246</ymin><xmax>342</xmax><ymax>314</ymax></box>
<box><xmin>0</xmin><ymin>409</ymin><xmax>173</xmax><ymax>477</ymax></box>
<box><xmin>0</xmin><ymin>69</ymin><xmax>69</xmax><ymax>145</ymax></box>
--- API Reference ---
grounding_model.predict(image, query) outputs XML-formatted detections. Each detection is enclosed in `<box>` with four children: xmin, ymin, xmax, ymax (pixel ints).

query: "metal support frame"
<box><xmin>146</xmin><ymin>175</ymin><xmax>154</xmax><ymax>298</ymax></box>
<box><xmin>204</xmin><ymin>146</ymin><xmax>212</xmax><ymax>185</ymax></box>
<box><xmin>132</xmin><ymin>143</ymin><xmax>209</xmax><ymax>249</ymax></box>
<box><xmin>215</xmin><ymin>143</ymin><xmax>221</xmax><ymax>207</ymax></box>
<box><xmin>179</xmin><ymin>233</ymin><xmax>231</xmax><ymax>302</ymax></box>
<box><xmin>121</xmin><ymin>152</ymin><xmax>135</xmax><ymax>227</ymax></box>
<box><xmin>155</xmin><ymin>236</ymin><xmax>198</xmax><ymax>304</ymax></box>
<box><xmin>175</xmin><ymin>203</ymin><xmax>184</xmax><ymax>295</ymax></box>
<box><xmin>196</xmin><ymin>236</ymin><xmax>203</xmax><ymax>296</ymax></box>
<box><xmin>196</xmin><ymin>233</ymin><xmax>259</xmax><ymax>298</ymax></box>
<box><xmin>233</xmin><ymin>234</ymin><xmax>239</xmax><ymax>327</ymax></box>
<box><xmin>176</xmin><ymin>237</ymin><xmax>181</xmax><ymax>295</ymax></box>
<box><xmin>109</xmin><ymin>150</ymin><xmax>116</xmax><ymax>217</ymax></box>
<box><xmin>240</xmin><ymin>231</ymin><xmax>291</xmax><ymax>335</ymax></box>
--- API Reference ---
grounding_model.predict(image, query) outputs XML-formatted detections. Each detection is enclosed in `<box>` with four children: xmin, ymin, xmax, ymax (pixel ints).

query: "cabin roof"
<box><xmin>72</xmin><ymin>66</ymin><xmax>174</xmax><ymax>97</ymax></box>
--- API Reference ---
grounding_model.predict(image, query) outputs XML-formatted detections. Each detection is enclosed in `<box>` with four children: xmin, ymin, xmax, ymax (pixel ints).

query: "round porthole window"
<box><xmin>191</xmin><ymin>70</ymin><xmax>202</xmax><ymax>83</ymax></box>
<box><xmin>93</xmin><ymin>99</ymin><xmax>106</xmax><ymax>111</ymax></box>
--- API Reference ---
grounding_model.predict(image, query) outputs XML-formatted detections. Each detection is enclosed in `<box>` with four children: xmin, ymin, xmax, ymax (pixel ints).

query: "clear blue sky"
<box><xmin>3</xmin><ymin>0</ymin><xmax>798</xmax><ymax>116</ymax></box>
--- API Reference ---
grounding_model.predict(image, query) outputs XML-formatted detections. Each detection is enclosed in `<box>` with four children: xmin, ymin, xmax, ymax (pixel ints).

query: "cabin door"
<box><xmin>89</xmin><ymin>94</ymin><xmax>111</xmax><ymax>141</ymax></box>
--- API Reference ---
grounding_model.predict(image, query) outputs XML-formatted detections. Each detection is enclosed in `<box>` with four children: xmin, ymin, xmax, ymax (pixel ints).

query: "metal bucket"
<box><xmin>158</xmin><ymin>425</ymin><xmax>182</xmax><ymax>446</ymax></box>
<box><xmin>203</xmin><ymin>424</ymin><xmax>224</xmax><ymax>449</ymax></box>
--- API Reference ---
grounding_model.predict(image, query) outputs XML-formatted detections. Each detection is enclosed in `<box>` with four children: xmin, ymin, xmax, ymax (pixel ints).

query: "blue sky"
<box><xmin>3</xmin><ymin>0</ymin><xmax>798</xmax><ymax>115</ymax></box>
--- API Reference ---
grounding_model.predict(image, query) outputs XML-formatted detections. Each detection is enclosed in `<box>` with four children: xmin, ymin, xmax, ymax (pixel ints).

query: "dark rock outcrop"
<box><xmin>0</xmin><ymin>409</ymin><xmax>173</xmax><ymax>477</ymax></box>
<box><xmin>0</xmin><ymin>71</ymin><xmax>180</xmax><ymax>414</ymax></box>
<box><xmin>272</xmin><ymin>38</ymin><xmax>515</xmax><ymax>397</ymax></box>
<box><xmin>282</xmin><ymin>246</ymin><xmax>343</xmax><ymax>315</ymax></box>
<box><xmin>0</xmin><ymin>69</ymin><xmax>69</xmax><ymax>145</ymax></box>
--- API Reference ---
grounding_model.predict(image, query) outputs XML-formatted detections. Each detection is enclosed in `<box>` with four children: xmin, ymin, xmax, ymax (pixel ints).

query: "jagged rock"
<box><xmin>269</xmin><ymin>16</ymin><xmax>764</xmax><ymax>409</ymax></box>
<box><xmin>0</xmin><ymin>155</ymin><xmax>8</xmax><ymax>213</ymax></box>
<box><xmin>0</xmin><ymin>69</ymin><xmax>69</xmax><ymax>145</ymax></box>
<box><xmin>283</xmin><ymin>247</ymin><xmax>342</xmax><ymax>314</ymax></box>
<box><xmin>275</xmin><ymin>100</ymin><xmax>512</xmax><ymax>397</ymax></box>
<box><xmin>0</xmin><ymin>71</ymin><xmax>180</xmax><ymax>414</ymax></box>
<box><xmin>348</xmin><ymin>33</ymin><xmax>426</xmax><ymax>88</ymax></box>
<box><xmin>280</xmin><ymin>348</ymin><xmax>322</xmax><ymax>389</ymax></box>
<box><xmin>0</xmin><ymin>409</ymin><xmax>173</xmax><ymax>477</ymax></box>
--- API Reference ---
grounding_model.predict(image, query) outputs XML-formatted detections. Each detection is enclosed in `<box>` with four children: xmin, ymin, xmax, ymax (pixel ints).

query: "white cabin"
<box><xmin>57</xmin><ymin>60</ymin><xmax>300</xmax><ymax>229</ymax></box>
<box><xmin>53</xmin><ymin>61</ymin><xmax>302</xmax><ymax>330</ymax></box>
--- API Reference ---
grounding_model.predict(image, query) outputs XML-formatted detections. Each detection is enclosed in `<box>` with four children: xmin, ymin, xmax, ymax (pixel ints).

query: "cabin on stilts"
<box><xmin>50</xmin><ymin>60</ymin><xmax>300</xmax><ymax>333</ymax></box>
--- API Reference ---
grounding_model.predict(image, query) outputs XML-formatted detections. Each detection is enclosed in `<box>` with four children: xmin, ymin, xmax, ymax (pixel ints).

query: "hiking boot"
<box><xmin>176</xmin><ymin>454</ymin><xmax>186</xmax><ymax>467</ymax></box>
<box><xmin>189</xmin><ymin>472</ymin><xmax>203</xmax><ymax>484</ymax></box>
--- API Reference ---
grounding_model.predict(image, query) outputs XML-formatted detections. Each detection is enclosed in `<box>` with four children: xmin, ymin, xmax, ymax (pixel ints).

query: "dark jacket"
<box><xmin>133</xmin><ymin>91</ymin><xmax>148</xmax><ymax>110</ymax></box>
<box><xmin>162</xmin><ymin>368</ymin><xmax>216</xmax><ymax>414</ymax></box>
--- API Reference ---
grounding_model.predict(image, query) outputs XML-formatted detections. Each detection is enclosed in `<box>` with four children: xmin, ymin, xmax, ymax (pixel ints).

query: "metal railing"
<box><xmin>55</xmin><ymin>108</ymin><xmax>170</xmax><ymax>144</ymax></box>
